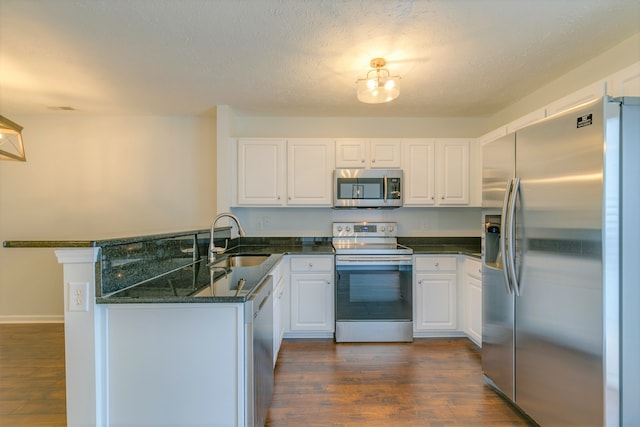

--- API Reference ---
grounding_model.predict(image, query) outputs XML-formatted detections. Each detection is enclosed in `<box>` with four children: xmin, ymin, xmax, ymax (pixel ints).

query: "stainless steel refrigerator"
<box><xmin>481</xmin><ymin>96</ymin><xmax>639</xmax><ymax>426</ymax></box>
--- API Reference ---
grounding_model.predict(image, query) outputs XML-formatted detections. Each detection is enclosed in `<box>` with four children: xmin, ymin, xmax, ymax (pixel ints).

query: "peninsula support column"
<box><xmin>55</xmin><ymin>248</ymin><xmax>104</xmax><ymax>426</ymax></box>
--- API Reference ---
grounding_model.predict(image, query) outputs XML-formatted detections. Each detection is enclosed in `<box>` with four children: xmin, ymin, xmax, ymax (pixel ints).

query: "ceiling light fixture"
<box><xmin>356</xmin><ymin>58</ymin><xmax>401</xmax><ymax>104</ymax></box>
<box><xmin>0</xmin><ymin>115</ymin><xmax>26</xmax><ymax>162</ymax></box>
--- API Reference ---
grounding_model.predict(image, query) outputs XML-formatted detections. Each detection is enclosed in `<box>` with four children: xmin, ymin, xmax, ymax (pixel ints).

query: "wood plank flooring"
<box><xmin>0</xmin><ymin>323</ymin><xmax>66</xmax><ymax>426</ymax></box>
<box><xmin>267</xmin><ymin>338</ymin><xmax>534</xmax><ymax>427</ymax></box>
<box><xmin>0</xmin><ymin>324</ymin><xmax>533</xmax><ymax>426</ymax></box>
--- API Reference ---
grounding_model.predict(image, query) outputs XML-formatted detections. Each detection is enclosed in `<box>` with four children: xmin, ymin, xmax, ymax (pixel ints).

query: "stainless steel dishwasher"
<box><xmin>245</xmin><ymin>275</ymin><xmax>274</xmax><ymax>427</ymax></box>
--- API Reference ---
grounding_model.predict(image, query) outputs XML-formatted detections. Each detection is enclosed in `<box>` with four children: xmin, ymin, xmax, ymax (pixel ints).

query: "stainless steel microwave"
<box><xmin>333</xmin><ymin>169</ymin><xmax>403</xmax><ymax>208</ymax></box>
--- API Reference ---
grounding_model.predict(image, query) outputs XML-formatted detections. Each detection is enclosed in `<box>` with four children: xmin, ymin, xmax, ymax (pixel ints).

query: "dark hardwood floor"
<box><xmin>0</xmin><ymin>324</ymin><xmax>533</xmax><ymax>426</ymax></box>
<box><xmin>267</xmin><ymin>338</ymin><xmax>533</xmax><ymax>427</ymax></box>
<box><xmin>0</xmin><ymin>323</ymin><xmax>66</xmax><ymax>426</ymax></box>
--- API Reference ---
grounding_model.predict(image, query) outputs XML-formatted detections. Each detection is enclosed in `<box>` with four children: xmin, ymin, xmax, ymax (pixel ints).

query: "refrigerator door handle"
<box><xmin>500</xmin><ymin>178</ymin><xmax>514</xmax><ymax>295</ymax></box>
<box><xmin>507</xmin><ymin>177</ymin><xmax>521</xmax><ymax>296</ymax></box>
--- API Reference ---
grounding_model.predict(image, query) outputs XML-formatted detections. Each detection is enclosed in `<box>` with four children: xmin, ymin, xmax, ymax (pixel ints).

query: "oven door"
<box><xmin>335</xmin><ymin>255</ymin><xmax>412</xmax><ymax>323</ymax></box>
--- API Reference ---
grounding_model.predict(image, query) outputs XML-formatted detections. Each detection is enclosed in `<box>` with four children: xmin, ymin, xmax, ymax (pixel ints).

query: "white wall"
<box><xmin>230</xmin><ymin>115</ymin><xmax>487</xmax><ymax>138</ymax></box>
<box><xmin>232</xmin><ymin>207</ymin><xmax>482</xmax><ymax>238</ymax></box>
<box><xmin>0</xmin><ymin>114</ymin><xmax>216</xmax><ymax>321</ymax></box>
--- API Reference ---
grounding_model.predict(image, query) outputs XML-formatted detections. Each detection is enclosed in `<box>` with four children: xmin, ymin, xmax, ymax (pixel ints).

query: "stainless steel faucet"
<box><xmin>209</xmin><ymin>213</ymin><xmax>246</xmax><ymax>262</ymax></box>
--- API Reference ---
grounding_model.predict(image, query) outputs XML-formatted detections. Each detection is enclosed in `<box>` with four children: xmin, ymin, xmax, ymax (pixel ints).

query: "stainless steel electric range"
<box><xmin>332</xmin><ymin>222</ymin><xmax>413</xmax><ymax>342</ymax></box>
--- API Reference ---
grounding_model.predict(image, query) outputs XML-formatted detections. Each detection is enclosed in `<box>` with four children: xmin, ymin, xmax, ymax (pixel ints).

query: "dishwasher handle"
<box><xmin>246</xmin><ymin>275</ymin><xmax>274</xmax><ymax>323</ymax></box>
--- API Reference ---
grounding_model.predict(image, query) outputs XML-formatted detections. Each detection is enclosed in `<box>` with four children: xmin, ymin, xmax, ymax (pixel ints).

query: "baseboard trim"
<box><xmin>0</xmin><ymin>315</ymin><xmax>64</xmax><ymax>324</ymax></box>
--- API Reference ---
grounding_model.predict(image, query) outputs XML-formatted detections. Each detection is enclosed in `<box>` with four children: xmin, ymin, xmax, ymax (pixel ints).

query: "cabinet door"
<box><xmin>237</xmin><ymin>139</ymin><xmax>285</xmax><ymax>205</ymax></box>
<box><xmin>414</xmin><ymin>273</ymin><xmax>457</xmax><ymax>331</ymax></box>
<box><xmin>335</xmin><ymin>139</ymin><xmax>367</xmax><ymax>168</ymax></box>
<box><xmin>464</xmin><ymin>257</ymin><xmax>482</xmax><ymax>346</ymax></box>
<box><xmin>467</xmin><ymin>275</ymin><xmax>482</xmax><ymax>346</ymax></box>
<box><xmin>369</xmin><ymin>139</ymin><xmax>401</xmax><ymax>168</ymax></box>
<box><xmin>437</xmin><ymin>139</ymin><xmax>469</xmax><ymax>205</ymax></box>
<box><xmin>290</xmin><ymin>273</ymin><xmax>334</xmax><ymax>332</ymax></box>
<box><xmin>287</xmin><ymin>139</ymin><xmax>335</xmax><ymax>205</ymax></box>
<box><xmin>402</xmin><ymin>139</ymin><xmax>436</xmax><ymax>205</ymax></box>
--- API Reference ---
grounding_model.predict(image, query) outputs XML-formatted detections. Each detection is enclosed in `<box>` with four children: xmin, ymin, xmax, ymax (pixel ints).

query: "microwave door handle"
<box><xmin>383</xmin><ymin>174</ymin><xmax>388</xmax><ymax>203</ymax></box>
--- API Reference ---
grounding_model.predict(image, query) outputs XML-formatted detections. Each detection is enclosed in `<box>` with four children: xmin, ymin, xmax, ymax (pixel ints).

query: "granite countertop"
<box><xmin>2</xmin><ymin>229</ymin><xmax>210</xmax><ymax>248</ymax></box>
<box><xmin>97</xmin><ymin>242</ymin><xmax>334</xmax><ymax>304</ymax></box>
<box><xmin>409</xmin><ymin>245</ymin><xmax>481</xmax><ymax>258</ymax></box>
<box><xmin>399</xmin><ymin>237</ymin><xmax>480</xmax><ymax>258</ymax></box>
<box><xmin>6</xmin><ymin>232</ymin><xmax>481</xmax><ymax>305</ymax></box>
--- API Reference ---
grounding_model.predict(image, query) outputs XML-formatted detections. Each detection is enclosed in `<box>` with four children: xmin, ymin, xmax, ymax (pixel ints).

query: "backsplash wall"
<box><xmin>231</xmin><ymin>207</ymin><xmax>482</xmax><ymax>237</ymax></box>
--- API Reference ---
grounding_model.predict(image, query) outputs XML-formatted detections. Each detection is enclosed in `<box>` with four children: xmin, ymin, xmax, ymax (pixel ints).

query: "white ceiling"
<box><xmin>1</xmin><ymin>0</ymin><xmax>639</xmax><ymax>117</ymax></box>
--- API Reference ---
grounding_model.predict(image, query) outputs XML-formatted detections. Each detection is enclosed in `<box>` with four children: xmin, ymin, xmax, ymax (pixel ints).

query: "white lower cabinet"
<box><xmin>288</xmin><ymin>255</ymin><xmax>334</xmax><ymax>337</ymax></box>
<box><xmin>106</xmin><ymin>304</ymin><xmax>246</xmax><ymax>426</ymax></box>
<box><xmin>463</xmin><ymin>256</ymin><xmax>482</xmax><ymax>347</ymax></box>
<box><xmin>271</xmin><ymin>258</ymin><xmax>287</xmax><ymax>367</ymax></box>
<box><xmin>413</xmin><ymin>255</ymin><xmax>458</xmax><ymax>335</ymax></box>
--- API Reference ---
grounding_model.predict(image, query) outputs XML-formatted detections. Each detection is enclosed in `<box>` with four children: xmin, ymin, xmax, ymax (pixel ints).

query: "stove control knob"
<box><xmin>337</xmin><ymin>226</ymin><xmax>342</xmax><ymax>232</ymax></box>
<box><xmin>388</xmin><ymin>225</ymin><xmax>394</xmax><ymax>232</ymax></box>
<box><xmin>346</xmin><ymin>226</ymin><xmax>351</xmax><ymax>232</ymax></box>
<box><xmin>380</xmin><ymin>226</ymin><xmax>385</xmax><ymax>232</ymax></box>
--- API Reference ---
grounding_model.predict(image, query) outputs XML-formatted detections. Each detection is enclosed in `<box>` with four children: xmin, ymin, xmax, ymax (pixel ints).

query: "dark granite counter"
<box><xmin>97</xmin><ymin>239</ymin><xmax>334</xmax><ymax>304</ymax></box>
<box><xmin>399</xmin><ymin>236</ymin><xmax>481</xmax><ymax>258</ymax></box>
<box><xmin>2</xmin><ymin>229</ymin><xmax>210</xmax><ymax>248</ymax></box>
<box><xmin>97</xmin><ymin>255</ymin><xmax>283</xmax><ymax>304</ymax></box>
<box><xmin>6</xmin><ymin>231</ymin><xmax>481</xmax><ymax>305</ymax></box>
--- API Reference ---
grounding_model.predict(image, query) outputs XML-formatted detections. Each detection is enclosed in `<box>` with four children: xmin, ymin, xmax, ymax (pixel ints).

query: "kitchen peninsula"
<box><xmin>5</xmin><ymin>229</ymin><xmax>334</xmax><ymax>426</ymax></box>
<box><xmin>4</xmin><ymin>229</ymin><xmax>479</xmax><ymax>427</ymax></box>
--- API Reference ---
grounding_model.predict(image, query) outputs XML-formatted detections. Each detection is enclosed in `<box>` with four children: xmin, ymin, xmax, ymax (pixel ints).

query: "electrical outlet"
<box><xmin>68</xmin><ymin>282</ymin><xmax>89</xmax><ymax>312</ymax></box>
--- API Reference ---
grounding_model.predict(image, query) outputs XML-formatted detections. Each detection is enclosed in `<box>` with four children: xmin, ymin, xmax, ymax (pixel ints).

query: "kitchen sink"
<box><xmin>213</xmin><ymin>254</ymin><xmax>270</xmax><ymax>268</ymax></box>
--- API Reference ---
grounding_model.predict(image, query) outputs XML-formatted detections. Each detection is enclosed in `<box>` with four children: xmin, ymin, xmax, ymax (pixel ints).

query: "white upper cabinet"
<box><xmin>335</xmin><ymin>138</ymin><xmax>401</xmax><ymax>168</ymax></box>
<box><xmin>369</xmin><ymin>139</ymin><xmax>402</xmax><ymax>168</ymax></box>
<box><xmin>237</xmin><ymin>139</ymin><xmax>286</xmax><ymax>205</ymax></box>
<box><xmin>286</xmin><ymin>139</ymin><xmax>335</xmax><ymax>206</ymax></box>
<box><xmin>438</xmin><ymin>139</ymin><xmax>470</xmax><ymax>205</ymax></box>
<box><xmin>403</xmin><ymin>139</ymin><xmax>436</xmax><ymax>205</ymax></box>
<box><xmin>237</xmin><ymin>138</ymin><xmax>335</xmax><ymax>207</ymax></box>
<box><xmin>403</xmin><ymin>139</ymin><xmax>470</xmax><ymax>206</ymax></box>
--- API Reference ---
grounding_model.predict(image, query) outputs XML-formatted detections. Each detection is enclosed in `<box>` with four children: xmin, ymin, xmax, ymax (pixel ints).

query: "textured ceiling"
<box><xmin>1</xmin><ymin>0</ymin><xmax>639</xmax><ymax>117</ymax></box>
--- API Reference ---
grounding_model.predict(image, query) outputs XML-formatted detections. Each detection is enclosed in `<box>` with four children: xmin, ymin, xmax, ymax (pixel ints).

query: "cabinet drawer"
<box><xmin>290</xmin><ymin>256</ymin><xmax>333</xmax><ymax>273</ymax></box>
<box><xmin>464</xmin><ymin>257</ymin><xmax>482</xmax><ymax>279</ymax></box>
<box><xmin>414</xmin><ymin>256</ymin><xmax>457</xmax><ymax>272</ymax></box>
